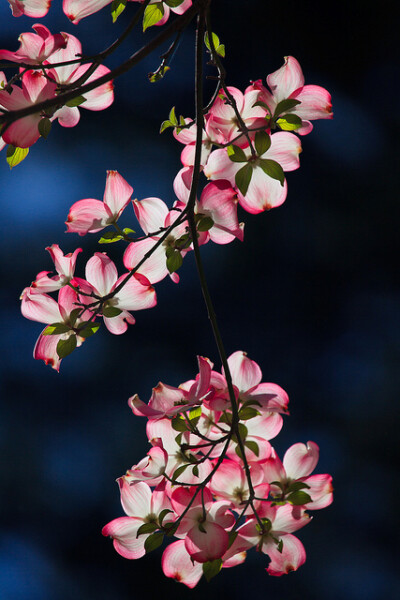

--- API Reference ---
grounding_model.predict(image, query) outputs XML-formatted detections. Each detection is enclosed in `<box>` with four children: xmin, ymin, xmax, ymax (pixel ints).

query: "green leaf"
<box><xmin>288</xmin><ymin>491</ymin><xmax>312</xmax><ymax>505</ymax></box>
<box><xmin>122</xmin><ymin>227</ymin><xmax>135</xmax><ymax>235</ymax></box>
<box><xmin>143</xmin><ymin>3</ymin><xmax>164</xmax><ymax>31</ymax></box>
<box><xmin>244</xmin><ymin>440</ymin><xmax>259</xmax><ymax>457</ymax></box>
<box><xmin>69</xmin><ymin>308</ymin><xmax>82</xmax><ymax>328</ymax></box>
<box><xmin>43</xmin><ymin>323</ymin><xmax>71</xmax><ymax>336</ymax></box>
<box><xmin>56</xmin><ymin>335</ymin><xmax>77</xmax><ymax>359</ymax></box>
<box><xmin>235</xmin><ymin>163</ymin><xmax>252</xmax><ymax>196</ymax></box>
<box><xmin>227</xmin><ymin>530</ymin><xmax>238</xmax><ymax>549</ymax></box>
<box><xmin>144</xmin><ymin>531</ymin><xmax>164</xmax><ymax>553</ymax></box>
<box><xmin>202</xmin><ymin>559</ymin><xmax>222</xmax><ymax>582</ymax></box>
<box><xmin>65</xmin><ymin>95</ymin><xmax>86</xmax><ymax>108</ymax></box>
<box><xmin>111</xmin><ymin>0</ymin><xmax>127</xmax><ymax>22</ymax></box>
<box><xmin>98</xmin><ymin>231</ymin><xmax>123</xmax><ymax>244</ymax></box>
<box><xmin>165</xmin><ymin>0</ymin><xmax>184</xmax><ymax>7</ymax></box>
<box><xmin>238</xmin><ymin>406</ymin><xmax>260</xmax><ymax>420</ymax></box>
<box><xmin>252</xmin><ymin>100</ymin><xmax>272</xmax><ymax>113</ymax></box>
<box><xmin>273</xmin><ymin>98</ymin><xmax>301</xmax><ymax>117</ymax></box>
<box><xmin>288</xmin><ymin>481</ymin><xmax>310</xmax><ymax>493</ymax></box>
<box><xmin>276</xmin><ymin>114</ymin><xmax>302</xmax><ymax>131</ymax></box>
<box><xmin>166</xmin><ymin>250</ymin><xmax>183</xmax><ymax>274</ymax></box>
<box><xmin>227</xmin><ymin>144</ymin><xmax>247</xmax><ymax>163</ymax></box>
<box><xmin>192</xmin><ymin>465</ymin><xmax>199</xmax><ymax>478</ymax></box>
<box><xmin>38</xmin><ymin>117</ymin><xmax>52</xmax><ymax>139</ymax></box>
<box><xmin>174</xmin><ymin>234</ymin><xmax>191</xmax><ymax>250</ymax></box>
<box><xmin>240</xmin><ymin>398</ymin><xmax>262</xmax><ymax>409</ymax></box>
<box><xmin>77</xmin><ymin>322</ymin><xmax>100</xmax><ymax>338</ymax></box>
<box><xmin>136</xmin><ymin>522</ymin><xmax>158</xmax><ymax>537</ymax></box>
<box><xmin>6</xmin><ymin>145</ymin><xmax>29</xmax><ymax>169</ymax></box>
<box><xmin>171</xmin><ymin>416</ymin><xmax>187</xmax><ymax>432</ymax></box>
<box><xmin>168</xmin><ymin>106</ymin><xmax>178</xmax><ymax>125</ymax></box>
<box><xmin>188</xmin><ymin>406</ymin><xmax>202</xmax><ymax>420</ymax></box>
<box><xmin>159</xmin><ymin>509</ymin><xmax>173</xmax><ymax>526</ymax></box>
<box><xmin>171</xmin><ymin>463</ymin><xmax>189</xmax><ymax>482</ymax></box>
<box><xmin>237</xmin><ymin>422</ymin><xmax>248</xmax><ymax>440</ymax></box>
<box><xmin>174</xmin><ymin>433</ymin><xmax>182</xmax><ymax>445</ymax></box>
<box><xmin>258</xmin><ymin>158</ymin><xmax>285</xmax><ymax>186</ymax></box>
<box><xmin>197</xmin><ymin>216</ymin><xmax>214</xmax><ymax>232</ymax></box>
<box><xmin>164</xmin><ymin>522</ymin><xmax>178</xmax><ymax>536</ymax></box>
<box><xmin>254</xmin><ymin>130</ymin><xmax>271</xmax><ymax>156</ymax></box>
<box><xmin>102</xmin><ymin>306</ymin><xmax>122</xmax><ymax>318</ymax></box>
<box><xmin>204</xmin><ymin>31</ymin><xmax>225</xmax><ymax>57</ymax></box>
<box><xmin>149</xmin><ymin>65</ymin><xmax>170</xmax><ymax>83</ymax></box>
<box><xmin>160</xmin><ymin>119</ymin><xmax>173</xmax><ymax>133</ymax></box>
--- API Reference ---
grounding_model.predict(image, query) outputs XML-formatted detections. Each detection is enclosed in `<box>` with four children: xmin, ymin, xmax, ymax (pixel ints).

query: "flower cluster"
<box><xmin>9</xmin><ymin>0</ymin><xmax>334</xmax><ymax>588</ymax></box>
<box><xmin>0</xmin><ymin>25</ymin><xmax>113</xmax><ymax>158</ymax></box>
<box><xmin>103</xmin><ymin>351</ymin><xmax>333</xmax><ymax>587</ymax></box>
<box><xmin>173</xmin><ymin>55</ymin><xmax>332</xmax><ymax>213</ymax></box>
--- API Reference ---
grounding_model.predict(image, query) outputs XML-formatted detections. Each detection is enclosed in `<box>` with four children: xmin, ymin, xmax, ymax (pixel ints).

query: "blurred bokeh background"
<box><xmin>0</xmin><ymin>1</ymin><xmax>399</xmax><ymax>598</ymax></box>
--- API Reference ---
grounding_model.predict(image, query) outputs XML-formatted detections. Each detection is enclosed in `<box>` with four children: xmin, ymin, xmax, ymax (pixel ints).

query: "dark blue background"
<box><xmin>0</xmin><ymin>1</ymin><xmax>399</xmax><ymax>598</ymax></box>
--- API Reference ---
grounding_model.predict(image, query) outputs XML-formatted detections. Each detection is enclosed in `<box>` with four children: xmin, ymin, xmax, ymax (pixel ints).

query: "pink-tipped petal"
<box><xmin>283</xmin><ymin>441</ymin><xmax>320</xmax><ymax>479</ymax></box>
<box><xmin>162</xmin><ymin>540</ymin><xmax>203</xmax><ymax>588</ymax></box>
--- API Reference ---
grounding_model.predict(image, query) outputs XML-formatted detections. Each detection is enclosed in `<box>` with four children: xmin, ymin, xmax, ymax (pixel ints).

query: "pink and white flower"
<box><xmin>0</xmin><ymin>24</ymin><xmax>66</xmax><ymax>65</ymax></box>
<box><xmin>66</xmin><ymin>170</ymin><xmax>133</xmax><ymax>236</ymax></box>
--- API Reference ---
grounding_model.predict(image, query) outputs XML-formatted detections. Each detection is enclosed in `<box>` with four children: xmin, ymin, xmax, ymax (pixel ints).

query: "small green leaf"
<box><xmin>102</xmin><ymin>306</ymin><xmax>122</xmax><ymax>318</ymax></box>
<box><xmin>149</xmin><ymin>65</ymin><xmax>170</xmax><ymax>83</ymax></box>
<box><xmin>43</xmin><ymin>323</ymin><xmax>71</xmax><ymax>336</ymax></box>
<box><xmin>144</xmin><ymin>531</ymin><xmax>164</xmax><ymax>553</ymax></box>
<box><xmin>171</xmin><ymin>416</ymin><xmax>187</xmax><ymax>432</ymax></box>
<box><xmin>288</xmin><ymin>491</ymin><xmax>312</xmax><ymax>506</ymax></box>
<box><xmin>65</xmin><ymin>95</ymin><xmax>86</xmax><ymax>108</ymax></box>
<box><xmin>69</xmin><ymin>308</ymin><xmax>82</xmax><ymax>328</ymax></box>
<box><xmin>258</xmin><ymin>158</ymin><xmax>285</xmax><ymax>186</ymax></box>
<box><xmin>159</xmin><ymin>509</ymin><xmax>173</xmax><ymax>526</ymax></box>
<box><xmin>276</xmin><ymin>538</ymin><xmax>284</xmax><ymax>553</ymax></box>
<box><xmin>254</xmin><ymin>130</ymin><xmax>271</xmax><ymax>156</ymax></box>
<box><xmin>227</xmin><ymin>530</ymin><xmax>238</xmax><ymax>549</ymax></box>
<box><xmin>38</xmin><ymin>117</ymin><xmax>52</xmax><ymax>139</ymax></box>
<box><xmin>238</xmin><ymin>406</ymin><xmax>260</xmax><ymax>420</ymax></box>
<box><xmin>122</xmin><ymin>227</ymin><xmax>135</xmax><ymax>235</ymax></box>
<box><xmin>273</xmin><ymin>98</ymin><xmax>301</xmax><ymax>117</ymax></box>
<box><xmin>171</xmin><ymin>463</ymin><xmax>188</xmax><ymax>482</ymax></box>
<box><xmin>174</xmin><ymin>234</ymin><xmax>191</xmax><ymax>250</ymax></box>
<box><xmin>56</xmin><ymin>335</ymin><xmax>77</xmax><ymax>359</ymax></box>
<box><xmin>197</xmin><ymin>216</ymin><xmax>214</xmax><ymax>232</ymax></box>
<box><xmin>166</xmin><ymin>250</ymin><xmax>183</xmax><ymax>274</ymax></box>
<box><xmin>6</xmin><ymin>145</ymin><xmax>29</xmax><ymax>169</ymax></box>
<box><xmin>240</xmin><ymin>398</ymin><xmax>262</xmax><ymax>409</ymax></box>
<box><xmin>244</xmin><ymin>440</ymin><xmax>260</xmax><ymax>457</ymax></box>
<box><xmin>164</xmin><ymin>522</ymin><xmax>178</xmax><ymax>536</ymax></box>
<box><xmin>98</xmin><ymin>231</ymin><xmax>123</xmax><ymax>244</ymax></box>
<box><xmin>168</xmin><ymin>106</ymin><xmax>178</xmax><ymax>125</ymax></box>
<box><xmin>188</xmin><ymin>406</ymin><xmax>202</xmax><ymax>420</ymax></box>
<box><xmin>192</xmin><ymin>465</ymin><xmax>199</xmax><ymax>478</ymax></box>
<box><xmin>160</xmin><ymin>120</ymin><xmax>173</xmax><ymax>133</ymax></box>
<box><xmin>252</xmin><ymin>100</ymin><xmax>272</xmax><ymax>113</ymax></box>
<box><xmin>202</xmin><ymin>559</ymin><xmax>222</xmax><ymax>582</ymax></box>
<box><xmin>136</xmin><ymin>522</ymin><xmax>158</xmax><ymax>537</ymax></box>
<box><xmin>143</xmin><ymin>3</ymin><xmax>164</xmax><ymax>31</ymax></box>
<box><xmin>78</xmin><ymin>322</ymin><xmax>100</xmax><ymax>338</ymax></box>
<box><xmin>237</xmin><ymin>422</ymin><xmax>248</xmax><ymax>440</ymax></box>
<box><xmin>165</xmin><ymin>0</ymin><xmax>184</xmax><ymax>7</ymax></box>
<box><xmin>235</xmin><ymin>163</ymin><xmax>252</xmax><ymax>196</ymax></box>
<box><xmin>111</xmin><ymin>0</ymin><xmax>127</xmax><ymax>22</ymax></box>
<box><xmin>204</xmin><ymin>31</ymin><xmax>225</xmax><ymax>57</ymax></box>
<box><xmin>288</xmin><ymin>481</ymin><xmax>310</xmax><ymax>493</ymax></box>
<box><xmin>276</xmin><ymin>114</ymin><xmax>302</xmax><ymax>131</ymax></box>
<box><xmin>227</xmin><ymin>144</ymin><xmax>247</xmax><ymax>163</ymax></box>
